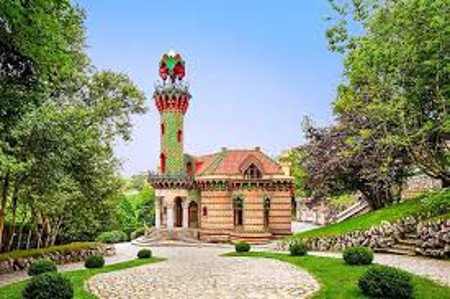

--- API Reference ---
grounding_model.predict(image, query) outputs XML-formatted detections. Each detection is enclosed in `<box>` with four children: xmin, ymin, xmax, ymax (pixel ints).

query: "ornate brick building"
<box><xmin>148</xmin><ymin>51</ymin><xmax>293</xmax><ymax>243</ymax></box>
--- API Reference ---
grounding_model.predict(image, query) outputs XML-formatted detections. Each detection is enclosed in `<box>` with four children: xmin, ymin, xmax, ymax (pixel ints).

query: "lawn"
<box><xmin>225</xmin><ymin>251</ymin><xmax>450</xmax><ymax>299</ymax></box>
<box><xmin>292</xmin><ymin>189</ymin><xmax>449</xmax><ymax>239</ymax></box>
<box><xmin>0</xmin><ymin>257</ymin><xmax>165</xmax><ymax>299</ymax></box>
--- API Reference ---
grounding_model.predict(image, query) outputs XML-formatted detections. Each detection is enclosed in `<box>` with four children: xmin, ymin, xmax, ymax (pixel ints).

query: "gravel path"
<box><xmin>87</xmin><ymin>246</ymin><xmax>320</xmax><ymax>299</ymax></box>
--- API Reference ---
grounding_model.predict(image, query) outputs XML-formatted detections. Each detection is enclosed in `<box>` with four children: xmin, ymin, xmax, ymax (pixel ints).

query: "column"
<box><xmin>166</xmin><ymin>202</ymin><xmax>174</xmax><ymax>231</ymax></box>
<box><xmin>295</xmin><ymin>198</ymin><xmax>302</xmax><ymax>221</ymax></box>
<box><xmin>182</xmin><ymin>200</ymin><xmax>189</xmax><ymax>229</ymax></box>
<box><xmin>155</xmin><ymin>197</ymin><xmax>161</xmax><ymax>229</ymax></box>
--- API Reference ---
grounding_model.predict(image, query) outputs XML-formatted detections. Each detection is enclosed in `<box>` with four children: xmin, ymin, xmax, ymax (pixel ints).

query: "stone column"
<box><xmin>295</xmin><ymin>198</ymin><xmax>302</xmax><ymax>221</ymax></box>
<box><xmin>155</xmin><ymin>197</ymin><xmax>161</xmax><ymax>229</ymax></box>
<box><xmin>166</xmin><ymin>202</ymin><xmax>174</xmax><ymax>231</ymax></box>
<box><xmin>182</xmin><ymin>200</ymin><xmax>189</xmax><ymax>229</ymax></box>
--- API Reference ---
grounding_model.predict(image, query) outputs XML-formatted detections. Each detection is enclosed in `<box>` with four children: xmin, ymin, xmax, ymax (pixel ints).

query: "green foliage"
<box><xmin>137</xmin><ymin>249</ymin><xmax>152</xmax><ymax>259</ymax></box>
<box><xmin>84</xmin><ymin>255</ymin><xmax>104</xmax><ymax>269</ymax></box>
<box><xmin>343</xmin><ymin>246</ymin><xmax>374</xmax><ymax>265</ymax></box>
<box><xmin>289</xmin><ymin>241</ymin><xmax>308</xmax><ymax>256</ymax></box>
<box><xmin>0</xmin><ymin>242</ymin><xmax>102</xmax><ymax>262</ymax></box>
<box><xmin>420</xmin><ymin>189</ymin><xmax>450</xmax><ymax>216</ymax></box>
<box><xmin>288</xmin><ymin>149</ymin><xmax>312</xmax><ymax>197</ymax></box>
<box><xmin>235</xmin><ymin>242</ymin><xmax>251</xmax><ymax>253</ymax></box>
<box><xmin>27</xmin><ymin>260</ymin><xmax>57</xmax><ymax>276</ymax></box>
<box><xmin>131</xmin><ymin>227</ymin><xmax>146</xmax><ymax>240</ymax></box>
<box><xmin>23</xmin><ymin>272</ymin><xmax>73</xmax><ymax>299</ymax></box>
<box><xmin>292</xmin><ymin>189</ymin><xmax>450</xmax><ymax>239</ymax></box>
<box><xmin>358</xmin><ymin>265</ymin><xmax>413</xmax><ymax>299</ymax></box>
<box><xmin>95</xmin><ymin>230</ymin><xmax>127</xmax><ymax>244</ymax></box>
<box><xmin>327</xmin><ymin>0</ymin><xmax>449</xmax><ymax>186</ymax></box>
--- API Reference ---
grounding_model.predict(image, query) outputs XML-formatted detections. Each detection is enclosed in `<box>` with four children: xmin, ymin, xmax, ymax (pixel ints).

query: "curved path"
<box><xmin>87</xmin><ymin>246</ymin><xmax>319</xmax><ymax>299</ymax></box>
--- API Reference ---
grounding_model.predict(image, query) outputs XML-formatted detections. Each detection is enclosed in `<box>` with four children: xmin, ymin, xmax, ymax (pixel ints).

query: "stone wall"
<box><xmin>0</xmin><ymin>244</ymin><xmax>115</xmax><ymax>274</ymax></box>
<box><xmin>282</xmin><ymin>216</ymin><xmax>449</xmax><ymax>258</ymax></box>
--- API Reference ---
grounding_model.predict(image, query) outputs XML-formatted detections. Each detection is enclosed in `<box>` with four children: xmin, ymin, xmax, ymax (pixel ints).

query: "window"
<box><xmin>202</xmin><ymin>206</ymin><xmax>208</xmax><ymax>216</ymax></box>
<box><xmin>161</xmin><ymin>123</ymin><xmax>165</xmax><ymax>135</ymax></box>
<box><xmin>186</xmin><ymin>161</ymin><xmax>192</xmax><ymax>176</ymax></box>
<box><xmin>243</xmin><ymin>163</ymin><xmax>262</xmax><ymax>179</ymax></box>
<box><xmin>177</xmin><ymin>130</ymin><xmax>182</xmax><ymax>142</ymax></box>
<box><xmin>160</xmin><ymin>153</ymin><xmax>166</xmax><ymax>173</ymax></box>
<box><xmin>263</xmin><ymin>198</ymin><xmax>271</xmax><ymax>227</ymax></box>
<box><xmin>233</xmin><ymin>197</ymin><xmax>244</xmax><ymax>226</ymax></box>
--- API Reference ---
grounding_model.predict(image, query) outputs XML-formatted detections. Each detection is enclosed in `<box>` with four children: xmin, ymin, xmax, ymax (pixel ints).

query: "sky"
<box><xmin>75</xmin><ymin>0</ymin><xmax>344</xmax><ymax>176</ymax></box>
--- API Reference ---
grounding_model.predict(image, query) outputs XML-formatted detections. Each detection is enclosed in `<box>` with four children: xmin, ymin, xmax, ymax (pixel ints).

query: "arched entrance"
<box><xmin>188</xmin><ymin>201</ymin><xmax>198</xmax><ymax>228</ymax></box>
<box><xmin>174</xmin><ymin>197</ymin><xmax>183</xmax><ymax>227</ymax></box>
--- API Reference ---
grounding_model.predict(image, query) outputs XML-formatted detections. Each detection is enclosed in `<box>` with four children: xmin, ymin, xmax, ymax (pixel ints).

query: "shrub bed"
<box><xmin>358</xmin><ymin>265</ymin><xmax>413</xmax><ymax>298</ymax></box>
<box><xmin>28</xmin><ymin>259</ymin><xmax>57</xmax><ymax>276</ymax></box>
<box><xmin>137</xmin><ymin>249</ymin><xmax>152</xmax><ymax>259</ymax></box>
<box><xmin>23</xmin><ymin>272</ymin><xmax>74</xmax><ymax>299</ymax></box>
<box><xmin>0</xmin><ymin>242</ymin><xmax>115</xmax><ymax>274</ymax></box>
<box><xmin>95</xmin><ymin>230</ymin><xmax>128</xmax><ymax>244</ymax></box>
<box><xmin>84</xmin><ymin>255</ymin><xmax>105</xmax><ymax>269</ymax></box>
<box><xmin>235</xmin><ymin>242</ymin><xmax>251</xmax><ymax>253</ymax></box>
<box><xmin>343</xmin><ymin>246</ymin><xmax>374</xmax><ymax>265</ymax></box>
<box><xmin>289</xmin><ymin>241</ymin><xmax>308</xmax><ymax>256</ymax></box>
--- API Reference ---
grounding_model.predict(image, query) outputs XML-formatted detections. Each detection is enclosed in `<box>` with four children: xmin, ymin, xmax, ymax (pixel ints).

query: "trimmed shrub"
<box><xmin>137</xmin><ymin>249</ymin><xmax>152</xmax><ymax>259</ymax></box>
<box><xmin>343</xmin><ymin>246</ymin><xmax>374</xmax><ymax>265</ymax></box>
<box><xmin>95</xmin><ymin>230</ymin><xmax>128</xmax><ymax>244</ymax></box>
<box><xmin>23</xmin><ymin>272</ymin><xmax>74</xmax><ymax>299</ymax></box>
<box><xmin>28</xmin><ymin>259</ymin><xmax>57</xmax><ymax>276</ymax></box>
<box><xmin>289</xmin><ymin>241</ymin><xmax>308</xmax><ymax>256</ymax></box>
<box><xmin>235</xmin><ymin>242</ymin><xmax>251</xmax><ymax>253</ymax></box>
<box><xmin>84</xmin><ymin>254</ymin><xmax>105</xmax><ymax>269</ymax></box>
<box><xmin>358</xmin><ymin>265</ymin><xmax>413</xmax><ymax>298</ymax></box>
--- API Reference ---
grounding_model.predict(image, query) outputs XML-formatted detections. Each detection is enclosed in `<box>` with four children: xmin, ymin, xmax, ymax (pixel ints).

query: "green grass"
<box><xmin>0</xmin><ymin>257</ymin><xmax>165</xmax><ymax>299</ymax></box>
<box><xmin>225</xmin><ymin>252</ymin><xmax>450</xmax><ymax>299</ymax></box>
<box><xmin>0</xmin><ymin>242</ymin><xmax>103</xmax><ymax>262</ymax></box>
<box><xmin>292</xmin><ymin>189</ymin><xmax>449</xmax><ymax>239</ymax></box>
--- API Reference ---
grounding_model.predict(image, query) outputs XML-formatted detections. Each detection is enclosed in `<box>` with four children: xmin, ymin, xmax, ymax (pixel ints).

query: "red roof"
<box><xmin>193</xmin><ymin>149</ymin><xmax>283</xmax><ymax>176</ymax></box>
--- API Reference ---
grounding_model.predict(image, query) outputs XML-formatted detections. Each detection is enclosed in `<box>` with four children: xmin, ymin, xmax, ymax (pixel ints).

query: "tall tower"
<box><xmin>154</xmin><ymin>51</ymin><xmax>191</xmax><ymax>176</ymax></box>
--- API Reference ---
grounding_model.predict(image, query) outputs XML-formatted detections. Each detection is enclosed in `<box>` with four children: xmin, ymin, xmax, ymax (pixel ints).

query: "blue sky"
<box><xmin>75</xmin><ymin>0</ymin><xmax>343</xmax><ymax>176</ymax></box>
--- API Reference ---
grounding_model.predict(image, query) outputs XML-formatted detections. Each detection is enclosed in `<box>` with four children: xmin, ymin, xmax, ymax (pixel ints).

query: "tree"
<box><xmin>301</xmin><ymin>114</ymin><xmax>408</xmax><ymax>209</ymax></box>
<box><xmin>327</xmin><ymin>0</ymin><xmax>449</xmax><ymax>186</ymax></box>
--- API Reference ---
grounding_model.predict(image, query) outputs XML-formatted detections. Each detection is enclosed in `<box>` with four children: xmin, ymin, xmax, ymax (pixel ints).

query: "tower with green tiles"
<box><xmin>154</xmin><ymin>50</ymin><xmax>191</xmax><ymax>176</ymax></box>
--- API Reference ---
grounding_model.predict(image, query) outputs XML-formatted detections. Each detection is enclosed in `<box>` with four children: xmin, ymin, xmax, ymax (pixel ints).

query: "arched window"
<box><xmin>177</xmin><ymin>130</ymin><xmax>182</xmax><ymax>142</ymax></box>
<box><xmin>263</xmin><ymin>197</ymin><xmax>271</xmax><ymax>227</ymax></box>
<box><xmin>243</xmin><ymin>163</ymin><xmax>262</xmax><ymax>179</ymax></box>
<box><xmin>233</xmin><ymin>196</ymin><xmax>244</xmax><ymax>226</ymax></box>
<box><xmin>202</xmin><ymin>206</ymin><xmax>208</xmax><ymax>216</ymax></box>
<box><xmin>161</xmin><ymin>123</ymin><xmax>165</xmax><ymax>135</ymax></box>
<box><xmin>186</xmin><ymin>161</ymin><xmax>192</xmax><ymax>177</ymax></box>
<box><xmin>160</xmin><ymin>153</ymin><xmax>166</xmax><ymax>173</ymax></box>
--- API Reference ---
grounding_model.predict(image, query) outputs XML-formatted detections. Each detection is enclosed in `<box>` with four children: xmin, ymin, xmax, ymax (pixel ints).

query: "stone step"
<box><xmin>404</xmin><ymin>233</ymin><xmax>417</xmax><ymax>239</ymax></box>
<box><xmin>397</xmin><ymin>238</ymin><xmax>418</xmax><ymax>246</ymax></box>
<box><xmin>374</xmin><ymin>247</ymin><xmax>416</xmax><ymax>256</ymax></box>
<box><xmin>391</xmin><ymin>243</ymin><xmax>416</xmax><ymax>251</ymax></box>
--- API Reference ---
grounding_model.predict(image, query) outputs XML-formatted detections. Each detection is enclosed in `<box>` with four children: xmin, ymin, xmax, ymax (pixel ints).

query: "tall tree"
<box><xmin>327</xmin><ymin>0</ymin><xmax>449</xmax><ymax>186</ymax></box>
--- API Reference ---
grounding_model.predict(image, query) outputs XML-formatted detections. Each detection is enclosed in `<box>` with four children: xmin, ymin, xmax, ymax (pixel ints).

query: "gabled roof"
<box><xmin>193</xmin><ymin>148</ymin><xmax>284</xmax><ymax>177</ymax></box>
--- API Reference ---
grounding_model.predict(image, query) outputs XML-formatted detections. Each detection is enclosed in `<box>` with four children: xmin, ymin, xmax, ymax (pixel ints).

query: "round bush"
<box><xmin>235</xmin><ymin>241</ymin><xmax>251</xmax><ymax>253</ymax></box>
<box><xmin>358</xmin><ymin>265</ymin><xmax>413</xmax><ymax>298</ymax></box>
<box><xmin>137</xmin><ymin>249</ymin><xmax>152</xmax><ymax>259</ymax></box>
<box><xmin>28</xmin><ymin>259</ymin><xmax>57</xmax><ymax>276</ymax></box>
<box><xmin>343</xmin><ymin>246</ymin><xmax>374</xmax><ymax>265</ymax></box>
<box><xmin>84</xmin><ymin>254</ymin><xmax>105</xmax><ymax>269</ymax></box>
<box><xmin>95</xmin><ymin>230</ymin><xmax>128</xmax><ymax>244</ymax></box>
<box><xmin>23</xmin><ymin>272</ymin><xmax>73</xmax><ymax>299</ymax></box>
<box><xmin>289</xmin><ymin>241</ymin><xmax>308</xmax><ymax>256</ymax></box>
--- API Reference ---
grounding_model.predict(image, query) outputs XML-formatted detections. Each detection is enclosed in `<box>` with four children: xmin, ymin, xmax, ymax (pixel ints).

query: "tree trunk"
<box><xmin>6</xmin><ymin>180</ymin><xmax>20</xmax><ymax>251</ymax></box>
<box><xmin>25</xmin><ymin>227</ymin><xmax>32</xmax><ymax>250</ymax></box>
<box><xmin>16</xmin><ymin>203</ymin><xmax>29</xmax><ymax>250</ymax></box>
<box><xmin>0</xmin><ymin>171</ymin><xmax>11</xmax><ymax>251</ymax></box>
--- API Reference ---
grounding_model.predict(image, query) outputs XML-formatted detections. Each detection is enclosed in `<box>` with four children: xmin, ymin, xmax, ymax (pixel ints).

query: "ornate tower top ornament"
<box><xmin>159</xmin><ymin>50</ymin><xmax>186</xmax><ymax>82</ymax></box>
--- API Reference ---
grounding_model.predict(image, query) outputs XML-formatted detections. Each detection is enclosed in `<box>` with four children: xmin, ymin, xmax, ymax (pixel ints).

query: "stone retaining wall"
<box><xmin>0</xmin><ymin>244</ymin><xmax>115</xmax><ymax>274</ymax></box>
<box><xmin>283</xmin><ymin>216</ymin><xmax>449</xmax><ymax>258</ymax></box>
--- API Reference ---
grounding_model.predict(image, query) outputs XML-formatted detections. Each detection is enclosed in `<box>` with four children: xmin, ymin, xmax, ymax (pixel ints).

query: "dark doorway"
<box><xmin>188</xmin><ymin>201</ymin><xmax>198</xmax><ymax>228</ymax></box>
<box><xmin>233</xmin><ymin>197</ymin><xmax>244</xmax><ymax>226</ymax></box>
<box><xmin>174</xmin><ymin>197</ymin><xmax>183</xmax><ymax>227</ymax></box>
